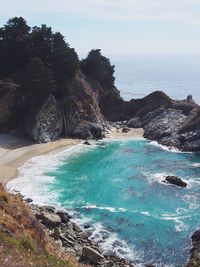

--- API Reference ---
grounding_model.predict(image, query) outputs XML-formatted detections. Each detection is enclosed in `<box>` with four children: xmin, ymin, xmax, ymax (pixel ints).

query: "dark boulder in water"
<box><xmin>163</xmin><ymin>176</ymin><xmax>187</xmax><ymax>188</ymax></box>
<box><xmin>84</xmin><ymin>140</ymin><xmax>92</xmax><ymax>145</ymax></box>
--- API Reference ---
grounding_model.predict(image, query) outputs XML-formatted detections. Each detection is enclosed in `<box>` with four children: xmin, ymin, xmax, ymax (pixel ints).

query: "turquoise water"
<box><xmin>7</xmin><ymin>139</ymin><xmax>200</xmax><ymax>266</ymax></box>
<box><xmin>44</xmin><ymin>140</ymin><xmax>200</xmax><ymax>267</ymax></box>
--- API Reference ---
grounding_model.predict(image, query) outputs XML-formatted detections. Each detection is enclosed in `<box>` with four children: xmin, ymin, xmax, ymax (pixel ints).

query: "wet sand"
<box><xmin>0</xmin><ymin>134</ymin><xmax>80</xmax><ymax>185</ymax></box>
<box><xmin>0</xmin><ymin>128</ymin><xmax>144</xmax><ymax>185</ymax></box>
<box><xmin>105</xmin><ymin>127</ymin><xmax>144</xmax><ymax>140</ymax></box>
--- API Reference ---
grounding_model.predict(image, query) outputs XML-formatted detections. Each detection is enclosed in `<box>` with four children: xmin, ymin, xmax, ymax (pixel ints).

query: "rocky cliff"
<box><xmin>1</xmin><ymin>75</ymin><xmax>200</xmax><ymax>152</ymax></box>
<box><xmin>0</xmin><ymin>71</ymin><xmax>106</xmax><ymax>143</ymax></box>
<box><xmin>124</xmin><ymin>92</ymin><xmax>200</xmax><ymax>152</ymax></box>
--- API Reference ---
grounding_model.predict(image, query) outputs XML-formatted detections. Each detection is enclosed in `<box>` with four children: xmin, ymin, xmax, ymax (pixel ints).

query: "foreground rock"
<box><xmin>0</xmin><ymin>185</ymin><xmax>83</xmax><ymax>267</ymax></box>
<box><xmin>186</xmin><ymin>230</ymin><xmax>200</xmax><ymax>267</ymax></box>
<box><xmin>81</xmin><ymin>246</ymin><xmax>105</xmax><ymax>265</ymax></box>
<box><xmin>163</xmin><ymin>176</ymin><xmax>187</xmax><ymax>188</ymax></box>
<box><xmin>31</xmin><ymin>205</ymin><xmax>134</xmax><ymax>267</ymax></box>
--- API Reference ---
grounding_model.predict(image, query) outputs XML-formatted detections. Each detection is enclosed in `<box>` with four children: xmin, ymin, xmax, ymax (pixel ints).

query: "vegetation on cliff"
<box><xmin>0</xmin><ymin>17</ymin><xmax>117</xmax><ymax>141</ymax></box>
<box><xmin>0</xmin><ymin>17</ymin><xmax>114</xmax><ymax>99</ymax></box>
<box><xmin>0</xmin><ymin>185</ymin><xmax>89</xmax><ymax>267</ymax></box>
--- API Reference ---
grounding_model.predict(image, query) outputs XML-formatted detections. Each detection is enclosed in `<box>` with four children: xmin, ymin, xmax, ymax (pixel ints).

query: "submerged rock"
<box><xmin>163</xmin><ymin>176</ymin><xmax>187</xmax><ymax>188</ymax></box>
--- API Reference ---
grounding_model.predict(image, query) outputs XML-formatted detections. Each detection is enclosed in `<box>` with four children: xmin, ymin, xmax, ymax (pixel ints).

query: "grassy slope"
<box><xmin>0</xmin><ymin>185</ymin><xmax>88</xmax><ymax>267</ymax></box>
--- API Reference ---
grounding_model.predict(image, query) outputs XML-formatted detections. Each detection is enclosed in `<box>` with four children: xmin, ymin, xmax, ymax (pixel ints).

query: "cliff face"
<box><xmin>0</xmin><ymin>71</ymin><xmax>106</xmax><ymax>143</ymax></box>
<box><xmin>1</xmin><ymin>74</ymin><xmax>200</xmax><ymax>152</ymax></box>
<box><xmin>98</xmin><ymin>90</ymin><xmax>172</xmax><ymax>121</ymax></box>
<box><xmin>63</xmin><ymin>72</ymin><xmax>106</xmax><ymax>140</ymax></box>
<box><xmin>0</xmin><ymin>80</ymin><xmax>19</xmax><ymax>130</ymax></box>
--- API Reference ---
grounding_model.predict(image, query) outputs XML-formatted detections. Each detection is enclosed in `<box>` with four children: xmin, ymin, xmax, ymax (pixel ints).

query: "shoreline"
<box><xmin>0</xmin><ymin>127</ymin><xmax>144</xmax><ymax>186</ymax></box>
<box><xmin>0</xmin><ymin>134</ymin><xmax>81</xmax><ymax>185</ymax></box>
<box><xmin>0</xmin><ymin>129</ymin><xmax>197</xmax><ymax>266</ymax></box>
<box><xmin>0</xmin><ymin>129</ymin><xmax>144</xmax><ymax>267</ymax></box>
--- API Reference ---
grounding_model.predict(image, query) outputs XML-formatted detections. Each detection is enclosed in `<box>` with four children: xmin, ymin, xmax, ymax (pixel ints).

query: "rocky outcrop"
<box><xmin>99</xmin><ymin>90</ymin><xmax>172</xmax><ymax>121</ymax></box>
<box><xmin>31</xmin><ymin>204</ymin><xmax>134</xmax><ymax>267</ymax></box>
<box><xmin>64</xmin><ymin>72</ymin><xmax>106</xmax><ymax>140</ymax></box>
<box><xmin>125</xmin><ymin>95</ymin><xmax>200</xmax><ymax>152</ymax></box>
<box><xmin>81</xmin><ymin>246</ymin><xmax>104</xmax><ymax>265</ymax></box>
<box><xmin>162</xmin><ymin>176</ymin><xmax>187</xmax><ymax>188</ymax></box>
<box><xmin>186</xmin><ymin>230</ymin><xmax>200</xmax><ymax>267</ymax></box>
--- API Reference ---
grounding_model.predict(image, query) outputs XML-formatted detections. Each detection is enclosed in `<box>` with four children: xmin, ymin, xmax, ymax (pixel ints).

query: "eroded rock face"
<box><xmin>26</xmin><ymin>95</ymin><xmax>63</xmax><ymax>143</ymax></box>
<box><xmin>143</xmin><ymin>109</ymin><xmax>186</xmax><ymax>141</ymax></box>
<box><xmin>63</xmin><ymin>72</ymin><xmax>106</xmax><ymax>140</ymax></box>
<box><xmin>0</xmin><ymin>80</ymin><xmax>19</xmax><ymax>130</ymax></box>
<box><xmin>123</xmin><ymin>97</ymin><xmax>200</xmax><ymax>151</ymax></box>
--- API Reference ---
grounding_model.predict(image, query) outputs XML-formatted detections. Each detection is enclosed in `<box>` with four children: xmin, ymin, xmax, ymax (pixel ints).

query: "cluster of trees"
<box><xmin>81</xmin><ymin>49</ymin><xmax>115</xmax><ymax>87</ymax></box>
<box><xmin>0</xmin><ymin>17</ymin><xmax>115</xmax><ymax>101</ymax></box>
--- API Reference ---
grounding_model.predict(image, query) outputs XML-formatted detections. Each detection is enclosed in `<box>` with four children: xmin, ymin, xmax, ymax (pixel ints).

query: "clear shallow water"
<box><xmin>113</xmin><ymin>55</ymin><xmax>200</xmax><ymax>104</ymax></box>
<box><xmin>7</xmin><ymin>140</ymin><xmax>200</xmax><ymax>267</ymax></box>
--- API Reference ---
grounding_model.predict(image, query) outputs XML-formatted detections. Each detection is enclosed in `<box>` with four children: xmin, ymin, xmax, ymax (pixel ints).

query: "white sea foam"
<box><xmin>6</xmin><ymin>141</ymin><xmax>144</xmax><ymax>265</ymax></box>
<box><xmin>6</xmin><ymin>143</ymin><xmax>96</xmax><ymax>205</ymax></box>
<box><xmin>150</xmin><ymin>141</ymin><xmax>192</xmax><ymax>154</ymax></box>
<box><xmin>161</xmin><ymin>214</ymin><xmax>189</xmax><ymax>232</ymax></box>
<box><xmin>143</xmin><ymin>172</ymin><xmax>168</xmax><ymax>184</ymax></box>
<box><xmin>144</xmin><ymin>172</ymin><xmax>191</xmax><ymax>189</ymax></box>
<box><xmin>192</xmin><ymin>163</ymin><xmax>200</xmax><ymax>167</ymax></box>
<box><xmin>140</xmin><ymin>211</ymin><xmax>150</xmax><ymax>216</ymax></box>
<box><xmin>72</xmin><ymin>217</ymin><xmax>143</xmax><ymax>264</ymax></box>
<box><xmin>82</xmin><ymin>204</ymin><xmax>127</xmax><ymax>213</ymax></box>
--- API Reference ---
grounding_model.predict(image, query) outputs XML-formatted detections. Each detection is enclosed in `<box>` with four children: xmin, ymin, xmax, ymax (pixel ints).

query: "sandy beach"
<box><xmin>0</xmin><ymin>134</ymin><xmax>80</xmax><ymax>185</ymax></box>
<box><xmin>105</xmin><ymin>127</ymin><xmax>144</xmax><ymax>140</ymax></box>
<box><xmin>0</xmin><ymin>128</ymin><xmax>144</xmax><ymax>185</ymax></box>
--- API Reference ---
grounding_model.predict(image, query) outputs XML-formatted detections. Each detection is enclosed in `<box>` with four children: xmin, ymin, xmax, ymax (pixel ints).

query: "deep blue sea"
<box><xmin>112</xmin><ymin>55</ymin><xmax>200</xmax><ymax>103</ymax></box>
<box><xmin>7</xmin><ymin>140</ymin><xmax>200</xmax><ymax>267</ymax></box>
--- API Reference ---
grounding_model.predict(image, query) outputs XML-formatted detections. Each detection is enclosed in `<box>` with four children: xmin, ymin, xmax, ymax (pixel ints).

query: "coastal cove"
<box><xmin>6</xmin><ymin>136</ymin><xmax>200</xmax><ymax>267</ymax></box>
<box><xmin>1</xmin><ymin>12</ymin><xmax>200</xmax><ymax>267</ymax></box>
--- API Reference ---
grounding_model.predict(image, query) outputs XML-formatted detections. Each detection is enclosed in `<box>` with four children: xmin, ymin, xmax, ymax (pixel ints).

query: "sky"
<box><xmin>1</xmin><ymin>0</ymin><xmax>200</xmax><ymax>58</ymax></box>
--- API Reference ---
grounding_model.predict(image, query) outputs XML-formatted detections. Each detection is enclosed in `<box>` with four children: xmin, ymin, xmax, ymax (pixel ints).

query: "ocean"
<box><xmin>112</xmin><ymin>55</ymin><xmax>200</xmax><ymax>103</ymax></box>
<box><xmin>7</xmin><ymin>140</ymin><xmax>200</xmax><ymax>267</ymax></box>
<box><xmin>6</xmin><ymin>55</ymin><xmax>200</xmax><ymax>266</ymax></box>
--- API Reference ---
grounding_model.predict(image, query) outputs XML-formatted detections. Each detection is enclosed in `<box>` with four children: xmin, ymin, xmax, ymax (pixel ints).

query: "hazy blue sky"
<box><xmin>1</xmin><ymin>0</ymin><xmax>200</xmax><ymax>58</ymax></box>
